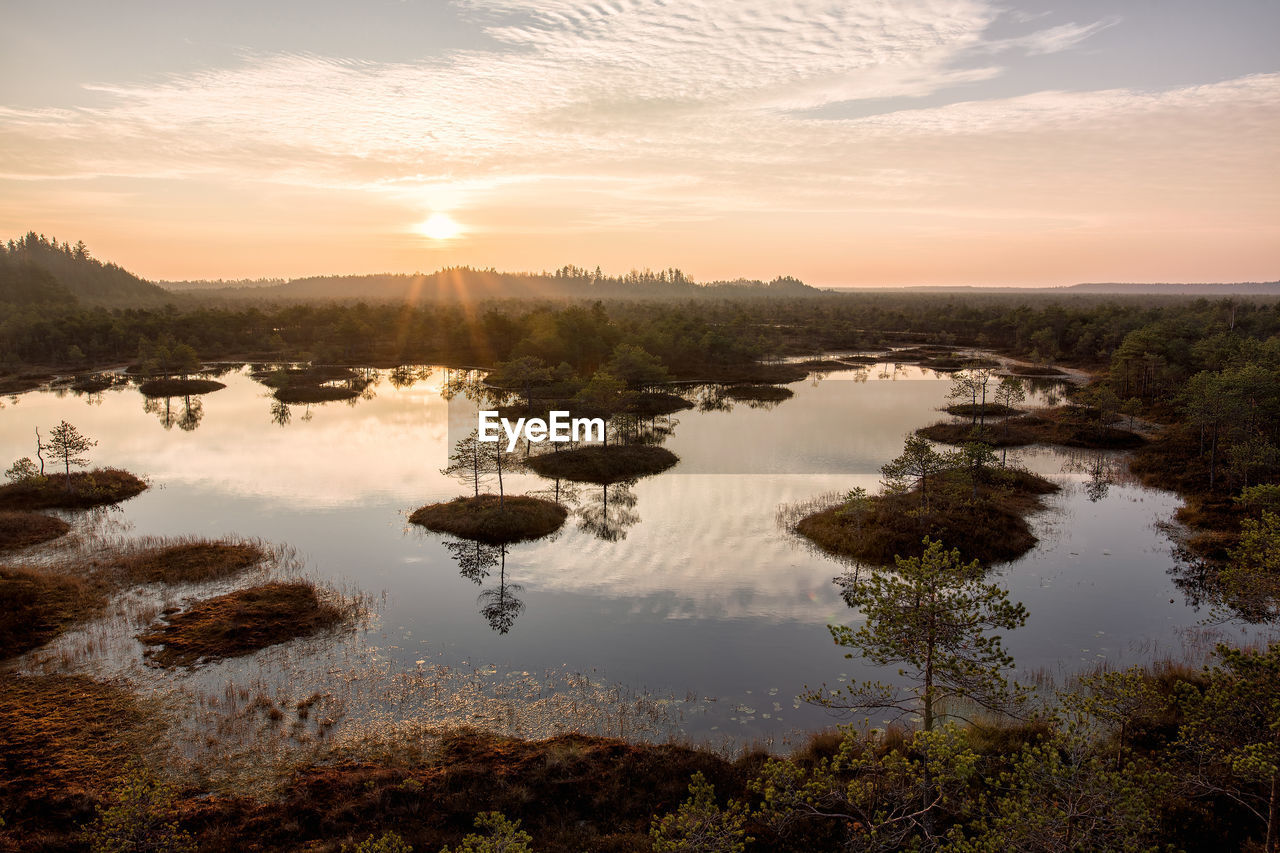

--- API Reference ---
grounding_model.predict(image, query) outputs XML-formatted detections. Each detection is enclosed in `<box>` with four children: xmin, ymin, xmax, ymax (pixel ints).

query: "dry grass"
<box><xmin>409</xmin><ymin>495</ymin><xmax>567</xmax><ymax>544</ymax></box>
<box><xmin>0</xmin><ymin>511</ymin><xmax>69</xmax><ymax>550</ymax></box>
<box><xmin>0</xmin><ymin>468</ymin><xmax>148</xmax><ymax>510</ymax></box>
<box><xmin>0</xmin><ymin>673</ymin><xmax>158</xmax><ymax>822</ymax></box>
<box><xmin>138</xmin><ymin>377</ymin><xmax>226</xmax><ymax>397</ymax></box>
<box><xmin>524</xmin><ymin>445</ymin><xmax>678</xmax><ymax>485</ymax></box>
<box><xmin>138</xmin><ymin>580</ymin><xmax>354</xmax><ymax>668</ymax></box>
<box><xmin>106</xmin><ymin>538</ymin><xmax>269</xmax><ymax>585</ymax></box>
<box><xmin>0</xmin><ymin>565</ymin><xmax>110</xmax><ymax>659</ymax></box>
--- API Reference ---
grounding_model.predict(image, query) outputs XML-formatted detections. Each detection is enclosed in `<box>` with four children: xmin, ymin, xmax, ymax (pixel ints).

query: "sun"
<box><xmin>415</xmin><ymin>213</ymin><xmax>463</xmax><ymax>241</ymax></box>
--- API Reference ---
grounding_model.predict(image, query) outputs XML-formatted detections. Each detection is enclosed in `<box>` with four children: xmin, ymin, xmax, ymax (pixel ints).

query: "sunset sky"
<box><xmin>1</xmin><ymin>0</ymin><xmax>1277</xmax><ymax>286</ymax></box>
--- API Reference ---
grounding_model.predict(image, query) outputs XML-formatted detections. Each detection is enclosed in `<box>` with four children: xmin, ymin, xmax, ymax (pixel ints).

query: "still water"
<box><xmin>0</xmin><ymin>363</ymin><xmax>1254</xmax><ymax>748</ymax></box>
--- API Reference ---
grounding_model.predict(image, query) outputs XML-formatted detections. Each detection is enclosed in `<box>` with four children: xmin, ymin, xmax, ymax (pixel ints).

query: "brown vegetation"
<box><xmin>723</xmin><ymin>384</ymin><xmax>794</xmax><ymax>403</ymax></box>
<box><xmin>524</xmin><ymin>445</ymin><xmax>678</xmax><ymax>484</ymax></box>
<box><xmin>1008</xmin><ymin>364</ymin><xmax>1067</xmax><ymax>376</ymax></box>
<box><xmin>273</xmin><ymin>384</ymin><xmax>360</xmax><ymax>403</ymax></box>
<box><xmin>0</xmin><ymin>511</ymin><xmax>69</xmax><ymax>549</ymax></box>
<box><xmin>138</xmin><ymin>377</ymin><xmax>226</xmax><ymax>397</ymax></box>
<box><xmin>918</xmin><ymin>407</ymin><xmax>1145</xmax><ymax>450</ymax></box>
<box><xmin>107</xmin><ymin>539</ymin><xmax>269</xmax><ymax>585</ymax></box>
<box><xmin>0</xmin><ymin>674</ymin><xmax>158</xmax><ymax>834</ymax></box>
<box><xmin>795</xmin><ymin>467</ymin><xmax>1058</xmax><ymax>565</ymax></box>
<box><xmin>0</xmin><ymin>566</ymin><xmax>108</xmax><ymax>659</ymax></box>
<box><xmin>139</xmin><ymin>581</ymin><xmax>352</xmax><ymax>667</ymax></box>
<box><xmin>0</xmin><ymin>468</ymin><xmax>148</xmax><ymax>510</ymax></box>
<box><xmin>627</xmin><ymin>391</ymin><xmax>694</xmax><ymax>416</ymax></box>
<box><xmin>410</xmin><ymin>494</ymin><xmax>567</xmax><ymax>544</ymax></box>
<box><xmin>69</xmin><ymin>374</ymin><xmax>120</xmax><ymax>393</ymax></box>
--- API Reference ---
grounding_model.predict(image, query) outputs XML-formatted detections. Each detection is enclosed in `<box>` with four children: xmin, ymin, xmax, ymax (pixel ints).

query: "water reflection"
<box><xmin>442</xmin><ymin>539</ymin><xmax>526</xmax><ymax>634</ymax></box>
<box><xmin>576</xmin><ymin>481</ymin><xmax>641</xmax><ymax>542</ymax></box>
<box><xmin>143</xmin><ymin>394</ymin><xmax>204</xmax><ymax>431</ymax></box>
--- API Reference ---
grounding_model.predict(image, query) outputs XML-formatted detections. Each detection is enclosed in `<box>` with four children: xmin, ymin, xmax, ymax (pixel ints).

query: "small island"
<box><xmin>137</xmin><ymin>377</ymin><xmax>226</xmax><ymax>397</ymax></box>
<box><xmin>794</xmin><ymin>435</ymin><xmax>1058</xmax><ymax>566</ymax></box>
<box><xmin>524</xmin><ymin>444</ymin><xmax>678</xmax><ymax>485</ymax></box>
<box><xmin>138</xmin><ymin>580</ymin><xmax>354</xmax><ymax>667</ymax></box>
<box><xmin>410</xmin><ymin>494</ymin><xmax>568</xmax><ymax>544</ymax></box>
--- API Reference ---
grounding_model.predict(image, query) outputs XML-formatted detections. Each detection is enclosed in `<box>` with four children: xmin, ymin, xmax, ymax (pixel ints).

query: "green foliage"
<box><xmin>439</xmin><ymin>812</ymin><xmax>533</xmax><ymax>853</ymax></box>
<box><xmin>948</xmin><ymin>728</ymin><xmax>1168</xmax><ymax>853</ymax></box>
<box><xmin>752</xmin><ymin>725</ymin><xmax>978</xmax><ymax>852</ymax></box>
<box><xmin>355</xmin><ymin>831</ymin><xmax>413</xmax><ymax>853</ymax></box>
<box><xmin>45</xmin><ymin>419</ymin><xmax>96</xmax><ymax>488</ymax></box>
<box><xmin>809</xmin><ymin>538</ymin><xmax>1027</xmax><ymax>730</ymax></box>
<box><xmin>4</xmin><ymin>457</ymin><xmax>41</xmax><ymax>484</ymax></box>
<box><xmin>1218</xmin><ymin>511</ymin><xmax>1280</xmax><ymax>622</ymax></box>
<box><xmin>881</xmin><ymin>434</ymin><xmax>953</xmax><ymax>511</ymax></box>
<box><xmin>85</xmin><ymin>767</ymin><xmax>195</xmax><ymax>853</ymax></box>
<box><xmin>606</xmin><ymin>343</ymin><xmax>670</xmax><ymax>388</ymax></box>
<box><xmin>650</xmin><ymin>772</ymin><xmax>751</xmax><ymax>853</ymax></box>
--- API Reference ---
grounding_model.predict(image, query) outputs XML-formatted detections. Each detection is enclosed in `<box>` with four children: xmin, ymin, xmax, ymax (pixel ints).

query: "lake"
<box><xmin>0</xmin><ymin>362</ymin><xmax>1256</xmax><ymax>757</ymax></box>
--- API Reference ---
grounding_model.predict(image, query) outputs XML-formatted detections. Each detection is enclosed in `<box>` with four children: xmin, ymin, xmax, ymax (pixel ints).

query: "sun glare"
<box><xmin>416</xmin><ymin>213</ymin><xmax>463</xmax><ymax>241</ymax></box>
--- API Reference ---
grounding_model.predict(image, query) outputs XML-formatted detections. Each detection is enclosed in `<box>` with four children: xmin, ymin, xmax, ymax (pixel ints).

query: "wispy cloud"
<box><xmin>0</xmin><ymin>0</ymin><xmax>1274</xmax><ymax>282</ymax></box>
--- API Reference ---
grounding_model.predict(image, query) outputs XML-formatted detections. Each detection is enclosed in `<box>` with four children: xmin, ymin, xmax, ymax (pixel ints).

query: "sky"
<box><xmin>1</xmin><ymin>0</ymin><xmax>1277</xmax><ymax>286</ymax></box>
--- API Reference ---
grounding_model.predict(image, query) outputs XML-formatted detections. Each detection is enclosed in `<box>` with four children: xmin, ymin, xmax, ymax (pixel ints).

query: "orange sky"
<box><xmin>2</xmin><ymin>1</ymin><xmax>1277</xmax><ymax>286</ymax></box>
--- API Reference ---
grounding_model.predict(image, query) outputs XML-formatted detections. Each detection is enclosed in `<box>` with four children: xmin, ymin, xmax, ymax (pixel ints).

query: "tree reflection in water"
<box><xmin>442</xmin><ymin>539</ymin><xmax>525</xmax><ymax>634</ymax></box>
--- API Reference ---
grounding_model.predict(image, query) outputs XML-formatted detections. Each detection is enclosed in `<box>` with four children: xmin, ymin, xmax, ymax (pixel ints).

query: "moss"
<box><xmin>0</xmin><ymin>468</ymin><xmax>148</xmax><ymax>510</ymax></box>
<box><xmin>70</xmin><ymin>375</ymin><xmax>120</xmax><ymax>393</ymax></box>
<box><xmin>626</xmin><ymin>391</ymin><xmax>694</xmax><ymax>416</ymax></box>
<box><xmin>0</xmin><ymin>674</ymin><xmax>156</xmax><ymax>813</ymax></box>
<box><xmin>918</xmin><ymin>408</ymin><xmax>1145</xmax><ymax>450</ymax></box>
<box><xmin>944</xmin><ymin>403</ymin><xmax>1020</xmax><ymax>419</ymax></box>
<box><xmin>524</xmin><ymin>445</ymin><xmax>678</xmax><ymax>485</ymax></box>
<box><xmin>795</xmin><ymin>468</ymin><xmax>1058</xmax><ymax>566</ymax></box>
<box><xmin>138</xmin><ymin>581</ymin><xmax>352</xmax><ymax>667</ymax></box>
<box><xmin>137</xmin><ymin>378</ymin><xmax>226</xmax><ymax>397</ymax></box>
<box><xmin>409</xmin><ymin>494</ymin><xmax>567</xmax><ymax>544</ymax></box>
<box><xmin>273</xmin><ymin>384</ymin><xmax>361</xmax><ymax>403</ymax></box>
<box><xmin>0</xmin><ymin>566</ymin><xmax>109</xmax><ymax>659</ymax></box>
<box><xmin>723</xmin><ymin>384</ymin><xmax>794</xmax><ymax>403</ymax></box>
<box><xmin>0</xmin><ymin>511</ymin><xmax>70</xmax><ymax>549</ymax></box>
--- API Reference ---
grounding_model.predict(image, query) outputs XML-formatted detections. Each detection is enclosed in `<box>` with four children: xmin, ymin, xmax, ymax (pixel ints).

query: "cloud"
<box><xmin>0</xmin><ymin>0</ymin><xmax>1274</xmax><ymax>263</ymax></box>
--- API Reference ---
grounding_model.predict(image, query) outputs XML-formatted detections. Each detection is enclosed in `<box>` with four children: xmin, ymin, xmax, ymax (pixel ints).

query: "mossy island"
<box><xmin>410</xmin><ymin>494</ymin><xmax>568</xmax><ymax>544</ymax></box>
<box><xmin>273</xmin><ymin>384</ymin><xmax>360</xmax><ymax>403</ymax></box>
<box><xmin>524</xmin><ymin>445</ymin><xmax>678</xmax><ymax>485</ymax></box>
<box><xmin>0</xmin><ymin>565</ymin><xmax>108</xmax><ymax>659</ymax></box>
<box><xmin>138</xmin><ymin>580</ymin><xmax>355</xmax><ymax>667</ymax></box>
<box><xmin>138</xmin><ymin>377</ymin><xmax>226</xmax><ymax>397</ymax></box>
<box><xmin>919</xmin><ymin>408</ymin><xmax>1145</xmax><ymax>450</ymax></box>
<box><xmin>105</xmin><ymin>538</ymin><xmax>270</xmax><ymax>585</ymax></box>
<box><xmin>0</xmin><ymin>468</ymin><xmax>147</xmax><ymax>510</ymax></box>
<box><xmin>795</xmin><ymin>466</ymin><xmax>1057</xmax><ymax>566</ymax></box>
<box><xmin>0</xmin><ymin>511</ymin><xmax>70</xmax><ymax>549</ymax></box>
<box><xmin>723</xmin><ymin>384</ymin><xmax>794</xmax><ymax>404</ymax></box>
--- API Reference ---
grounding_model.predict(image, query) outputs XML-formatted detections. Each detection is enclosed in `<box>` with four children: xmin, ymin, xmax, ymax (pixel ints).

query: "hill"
<box><xmin>1</xmin><ymin>232</ymin><xmax>173</xmax><ymax>307</ymax></box>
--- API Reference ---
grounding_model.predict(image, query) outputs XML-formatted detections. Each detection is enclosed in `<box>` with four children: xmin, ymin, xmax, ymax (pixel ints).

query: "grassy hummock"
<box><xmin>0</xmin><ymin>566</ymin><xmax>109</xmax><ymax>659</ymax></box>
<box><xmin>524</xmin><ymin>445</ymin><xmax>678</xmax><ymax>485</ymax></box>
<box><xmin>723</xmin><ymin>384</ymin><xmax>794</xmax><ymax>403</ymax></box>
<box><xmin>410</xmin><ymin>494</ymin><xmax>567</xmax><ymax>544</ymax></box>
<box><xmin>919</xmin><ymin>407</ymin><xmax>1145</xmax><ymax>450</ymax></box>
<box><xmin>107</xmin><ymin>538</ymin><xmax>269</xmax><ymax>585</ymax></box>
<box><xmin>0</xmin><ymin>469</ymin><xmax>148</xmax><ymax>510</ymax></box>
<box><xmin>0</xmin><ymin>511</ymin><xmax>70</xmax><ymax>550</ymax></box>
<box><xmin>138</xmin><ymin>377</ymin><xmax>226</xmax><ymax>397</ymax></box>
<box><xmin>795</xmin><ymin>467</ymin><xmax>1058</xmax><ymax>566</ymax></box>
<box><xmin>273</xmin><ymin>385</ymin><xmax>360</xmax><ymax>403</ymax></box>
<box><xmin>139</xmin><ymin>581</ymin><xmax>352</xmax><ymax>667</ymax></box>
